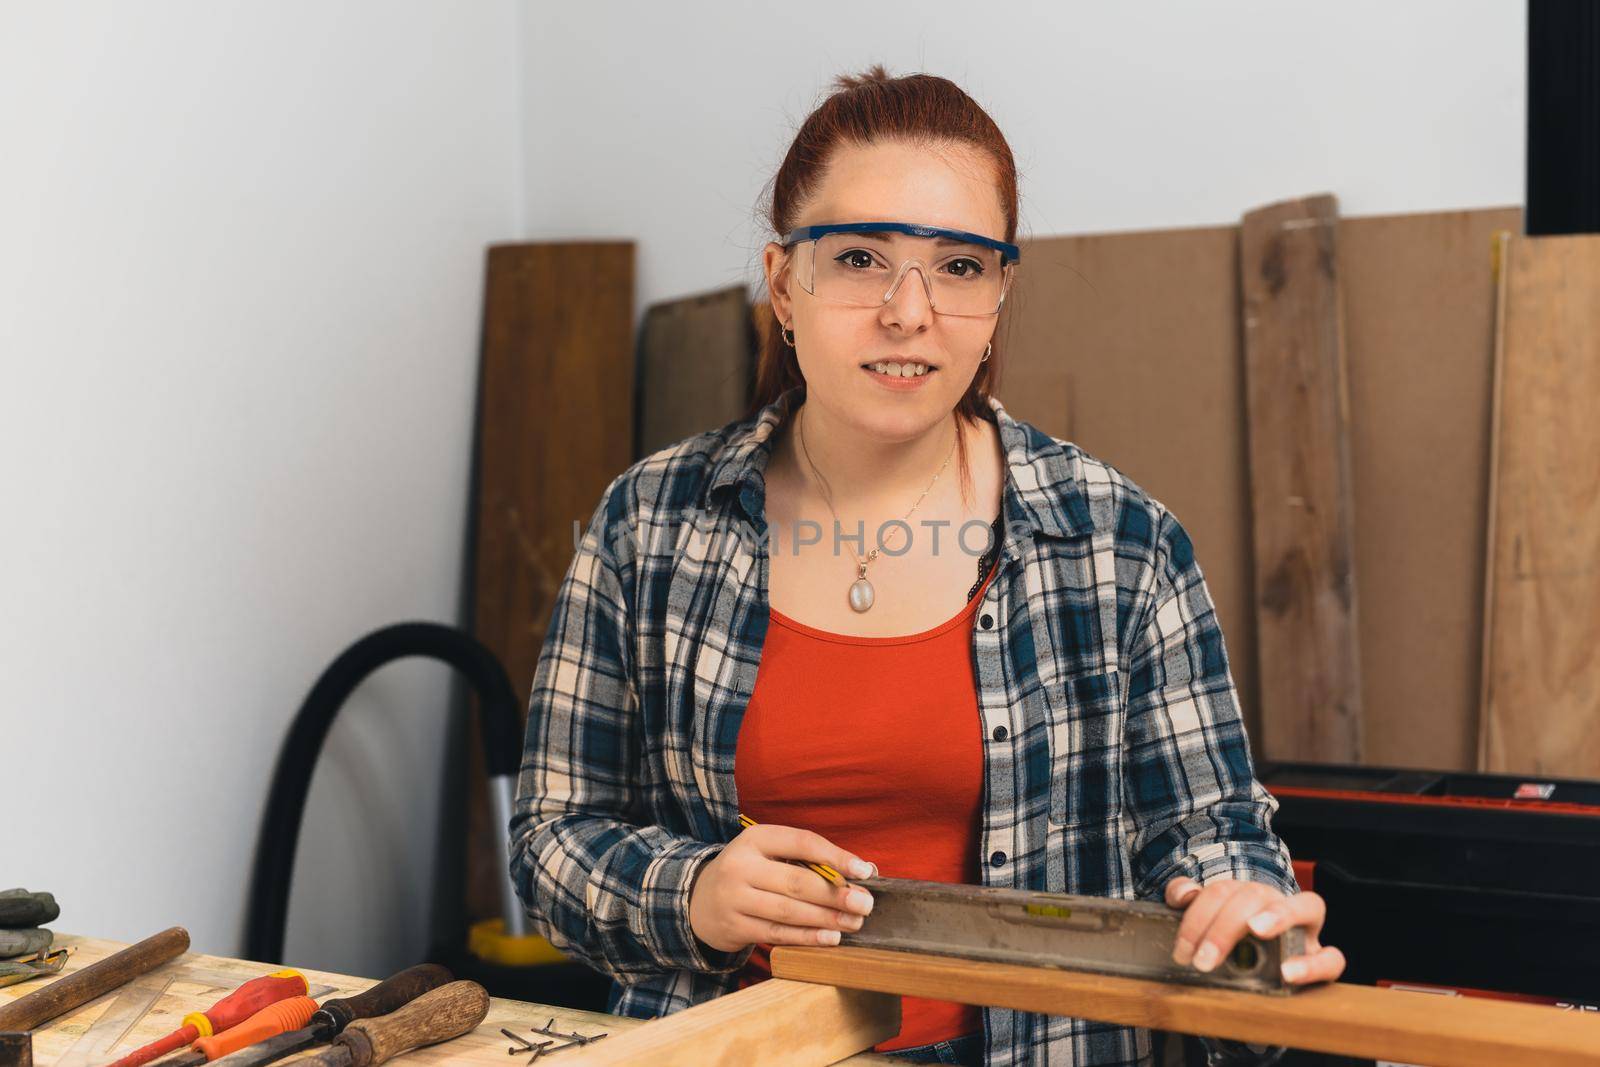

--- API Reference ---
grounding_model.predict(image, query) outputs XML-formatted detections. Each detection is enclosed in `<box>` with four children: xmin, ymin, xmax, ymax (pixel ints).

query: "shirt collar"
<box><xmin>702</xmin><ymin>386</ymin><xmax>1092</xmax><ymax>541</ymax></box>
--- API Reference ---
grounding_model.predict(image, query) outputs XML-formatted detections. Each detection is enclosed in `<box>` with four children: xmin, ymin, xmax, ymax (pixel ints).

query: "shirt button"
<box><xmin>992</xmin><ymin>725</ymin><xmax>1008</xmax><ymax>741</ymax></box>
<box><xmin>980</xmin><ymin>613</ymin><xmax>994</xmax><ymax>629</ymax></box>
<box><xmin>990</xmin><ymin>850</ymin><xmax>1007</xmax><ymax>868</ymax></box>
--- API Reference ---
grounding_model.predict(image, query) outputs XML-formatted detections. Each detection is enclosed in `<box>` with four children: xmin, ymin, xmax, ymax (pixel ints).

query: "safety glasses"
<box><xmin>781</xmin><ymin>221</ymin><xmax>1020</xmax><ymax>317</ymax></box>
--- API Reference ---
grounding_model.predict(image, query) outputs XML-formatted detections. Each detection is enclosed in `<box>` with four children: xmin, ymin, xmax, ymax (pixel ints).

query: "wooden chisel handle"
<box><xmin>331</xmin><ymin>982</ymin><xmax>488</xmax><ymax>1067</ymax></box>
<box><xmin>313</xmin><ymin>964</ymin><xmax>452</xmax><ymax>1034</ymax></box>
<box><xmin>0</xmin><ymin>928</ymin><xmax>189</xmax><ymax>1033</ymax></box>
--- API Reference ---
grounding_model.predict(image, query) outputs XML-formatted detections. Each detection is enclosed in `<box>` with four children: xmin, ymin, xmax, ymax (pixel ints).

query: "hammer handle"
<box><xmin>0</xmin><ymin>928</ymin><xmax>189</xmax><ymax>1032</ymax></box>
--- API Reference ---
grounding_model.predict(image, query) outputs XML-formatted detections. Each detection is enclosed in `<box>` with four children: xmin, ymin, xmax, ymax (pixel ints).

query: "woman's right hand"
<box><xmin>688</xmin><ymin>823</ymin><xmax>879</xmax><ymax>953</ymax></box>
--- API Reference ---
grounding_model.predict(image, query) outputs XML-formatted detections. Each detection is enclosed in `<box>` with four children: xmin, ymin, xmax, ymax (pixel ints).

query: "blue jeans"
<box><xmin>881</xmin><ymin>1031</ymin><xmax>984</xmax><ymax>1065</ymax></box>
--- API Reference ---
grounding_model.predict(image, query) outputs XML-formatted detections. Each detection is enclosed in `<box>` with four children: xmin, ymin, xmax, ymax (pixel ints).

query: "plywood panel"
<box><xmin>1479</xmin><ymin>232</ymin><xmax>1600</xmax><ymax>775</ymax></box>
<box><xmin>1340</xmin><ymin>207</ymin><xmax>1518</xmax><ymax>770</ymax></box>
<box><xmin>1239</xmin><ymin>194</ymin><xmax>1363</xmax><ymax>763</ymax></box>
<box><xmin>997</xmin><ymin>224</ymin><xmax>1263</xmax><ymax>742</ymax></box>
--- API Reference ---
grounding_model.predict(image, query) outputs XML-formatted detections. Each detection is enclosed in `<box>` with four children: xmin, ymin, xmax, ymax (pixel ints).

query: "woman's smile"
<box><xmin>862</xmin><ymin>360</ymin><xmax>937</xmax><ymax>390</ymax></box>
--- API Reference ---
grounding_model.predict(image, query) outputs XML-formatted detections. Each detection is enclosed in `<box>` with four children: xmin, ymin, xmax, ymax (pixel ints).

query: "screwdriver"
<box><xmin>107</xmin><ymin>970</ymin><xmax>308</xmax><ymax>1067</ymax></box>
<box><xmin>146</xmin><ymin>996</ymin><xmax>317</xmax><ymax>1067</ymax></box>
<box><xmin>203</xmin><ymin>964</ymin><xmax>452</xmax><ymax>1067</ymax></box>
<box><xmin>249</xmin><ymin>982</ymin><xmax>486</xmax><ymax>1067</ymax></box>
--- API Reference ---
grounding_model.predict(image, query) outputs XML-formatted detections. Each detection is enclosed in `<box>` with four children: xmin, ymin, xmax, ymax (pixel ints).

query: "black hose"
<box><xmin>244</xmin><ymin>621</ymin><xmax>523</xmax><ymax>963</ymax></box>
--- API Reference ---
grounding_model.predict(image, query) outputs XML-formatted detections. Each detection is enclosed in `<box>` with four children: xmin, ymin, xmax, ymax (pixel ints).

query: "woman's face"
<box><xmin>765</xmin><ymin>138</ymin><xmax>1009</xmax><ymax>442</ymax></box>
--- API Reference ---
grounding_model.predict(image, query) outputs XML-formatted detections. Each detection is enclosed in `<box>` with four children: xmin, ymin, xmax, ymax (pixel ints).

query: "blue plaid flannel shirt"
<box><xmin>510</xmin><ymin>385</ymin><xmax>1299</xmax><ymax>1066</ymax></box>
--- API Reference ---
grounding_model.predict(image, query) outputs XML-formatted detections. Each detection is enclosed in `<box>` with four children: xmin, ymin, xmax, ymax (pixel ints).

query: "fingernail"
<box><xmin>1192</xmin><ymin>944</ymin><xmax>1219</xmax><ymax>972</ymax></box>
<box><xmin>1172</xmin><ymin>937</ymin><xmax>1194</xmax><ymax>966</ymax></box>
<box><xmin>819</xmin><ymin>929</ymin><xmax>841</xmax><ymax>946</ymax></box>
<box><xmin>839</xmin><ymin>912</ymin><xmax>863</xmax><ymax>930</ymax></box>
<box><xmin>848</xmin><ymin>889</ymin><xmax>874</xmax><ymax>915</ymax></box>
<box><xmin>1177</xmin><ymin>883</ymin><xmax>1201</xmax><ymax>905</ymax></box>
<box><xmin>1282</xmin><ymin>960</ymin><xmax>1306</xmax><ymax>982</ymax></box>
<box><xmin>848</xmin><ymin>860</ymin><xmax>874</xmax><ymax>879</ymax></box>
<box><xmin>1248</xmin><ymin>911</ymin><xmax>1276</xmax><ymax>937</ymax></box>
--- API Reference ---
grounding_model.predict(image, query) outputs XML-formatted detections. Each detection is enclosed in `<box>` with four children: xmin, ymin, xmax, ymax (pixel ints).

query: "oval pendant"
<box><xmin>848</xmin><ymin>577</ymin><xmax>875</xmax><ymax>613</ymax></box>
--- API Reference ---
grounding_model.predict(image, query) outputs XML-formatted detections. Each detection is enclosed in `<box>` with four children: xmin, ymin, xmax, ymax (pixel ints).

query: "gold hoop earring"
<box><xmin>980</xmin><ymin>342</ymin><xmax>991</xmax><ymax>363</ymax></box>
<box><xmin>781</xmin><ymin>323</ymin><xmax>796</xmax><ymax>347</ymax></box>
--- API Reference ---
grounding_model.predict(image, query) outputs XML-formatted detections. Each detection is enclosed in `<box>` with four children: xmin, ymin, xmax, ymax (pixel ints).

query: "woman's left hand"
<box><xmin>1164</xmin><ymin>876</ymin><xmax>1346</xmax><ymax>986</ymax></box>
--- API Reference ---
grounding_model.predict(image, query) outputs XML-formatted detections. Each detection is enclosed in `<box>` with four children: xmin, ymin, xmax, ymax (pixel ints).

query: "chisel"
<box><xmin>229</xmin><ymin>982</ymin><xmax>487</xmax><ymax>1067</ymax></box>
<box><xmin>204</xmin><ymin>964</ymin><xmax>453</xmax><ymax>1067</ymax></box>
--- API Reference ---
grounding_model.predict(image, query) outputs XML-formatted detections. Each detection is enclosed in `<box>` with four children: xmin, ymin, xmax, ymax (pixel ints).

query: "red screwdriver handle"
<box><xmin>183</xmin><ymin>971</ymin><xmax>307</xmax><ymax>1036</ymax></box>
<box><xmin>192</xmin><ymin>996</ymin><xmax>317</xmax><ymax>1061</ymax></box>
<box><xmin>105</xmin><ymin>970</ymin><xmax>307</xmax><ymax>1067</ymax></box>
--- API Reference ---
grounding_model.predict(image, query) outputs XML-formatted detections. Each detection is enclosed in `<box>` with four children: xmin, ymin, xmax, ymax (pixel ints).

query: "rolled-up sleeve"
<box><xmin>1122</xmin><ymin>508</ymin><xmax>1298</xmax><ymax>1066</ymax></box>
<box><xmin>508</xmin><ymin>476</ymin><xmax>750</xmax><ymax>980</ymax></box>
<box><xmin>1122</xmin><ymin>507</ymin><xmax>1298</xmax><ymax>899</ymax></box>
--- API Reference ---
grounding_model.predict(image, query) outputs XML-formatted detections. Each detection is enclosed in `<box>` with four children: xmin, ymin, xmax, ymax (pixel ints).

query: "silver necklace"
<box><xmin>797</xmin><ymin>403</ymin><xmax>957</xmax><ymax>613</ymax></box>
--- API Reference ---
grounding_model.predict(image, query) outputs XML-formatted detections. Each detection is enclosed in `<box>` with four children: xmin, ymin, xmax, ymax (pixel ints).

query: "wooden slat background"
<box><xmin>998</xmin><ymin>206</ymin><xmax>1518</xmax><ymax>769</ymax></box>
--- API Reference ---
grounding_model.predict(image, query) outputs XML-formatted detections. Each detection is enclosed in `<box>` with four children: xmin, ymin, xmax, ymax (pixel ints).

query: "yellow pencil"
<box><xmin>737</xmin><ymin>812</ymin><xmax>847</xmax><ymax>886</ymax></box>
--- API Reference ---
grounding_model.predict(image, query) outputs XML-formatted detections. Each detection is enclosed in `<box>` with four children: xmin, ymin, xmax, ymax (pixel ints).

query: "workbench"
<box><xmin>7</xmin><ymin>935</ymin><xmax>900</xmax><ymax>1066</ymax></box>
<box><xmin>16</xmin><ymin>933</ymin><xmax>1600</xmax><ymax>1066</ymax></box>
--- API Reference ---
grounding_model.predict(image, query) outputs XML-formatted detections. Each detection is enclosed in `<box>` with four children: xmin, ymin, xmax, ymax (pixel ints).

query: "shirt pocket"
<box><xmin>1044</xmin><ymin>668</ymin><xmax>1125</xmax><ymax>831</ymax></box>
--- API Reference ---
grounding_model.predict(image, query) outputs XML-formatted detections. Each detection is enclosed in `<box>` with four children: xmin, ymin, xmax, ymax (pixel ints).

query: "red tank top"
<box><xmin>733</xmin><ymin>567</ymin><xmax>995</xmax><ymax>1051</ymax></box>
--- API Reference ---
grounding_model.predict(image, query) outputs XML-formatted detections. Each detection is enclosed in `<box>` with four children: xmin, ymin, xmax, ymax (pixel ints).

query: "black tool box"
<box><xmin>1236</xmin><ymin>761</ymin><xmax>1600</xmax><ymax>1066</ymax></box>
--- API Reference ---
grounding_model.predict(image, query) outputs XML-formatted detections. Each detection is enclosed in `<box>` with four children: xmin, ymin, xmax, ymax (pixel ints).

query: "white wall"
<box><xmin>1</xmin><ymin>2</ymin><xmax>520</xmax><ymax>978</ymax></box>
<box><xmin>2</xmin><ymin>0</ymin><xmax>1524</xmax><ymax>980</ymax></box>
<box><xmin>518</xmin><ymin>0</ymin><xmax>1524</xmax><ymax>325</ymax></box>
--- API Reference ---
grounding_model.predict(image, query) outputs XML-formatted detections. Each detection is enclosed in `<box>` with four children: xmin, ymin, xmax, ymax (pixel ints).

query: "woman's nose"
<box><xmin>879</xmin><ymin>260</ymin><xmax>935</xmax><ymax>327</ymax></box>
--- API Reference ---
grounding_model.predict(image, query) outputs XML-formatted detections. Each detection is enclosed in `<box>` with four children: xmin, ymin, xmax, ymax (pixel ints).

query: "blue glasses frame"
<box><xmin>780</xmin><ymin>221</ymin><xmax>1021</xmax><ymax>264</ymax></box>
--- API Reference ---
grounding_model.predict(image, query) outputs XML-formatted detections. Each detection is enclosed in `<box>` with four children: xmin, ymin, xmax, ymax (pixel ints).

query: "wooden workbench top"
<box><xmin>5</xmin><ymin>935</ymin><xmax>899</xmax><ymax>1065</ymax></box>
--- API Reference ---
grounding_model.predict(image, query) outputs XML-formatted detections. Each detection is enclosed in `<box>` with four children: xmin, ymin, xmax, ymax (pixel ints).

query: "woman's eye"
<box><xmin>944</xmin><ymin>258</ymin><xmax>985</xmax><ymax>278</ymax></box>
<box><xmin>837</xmin><ymin>249</ymin><xmax>878</xmax><ymax>270</ymax></box>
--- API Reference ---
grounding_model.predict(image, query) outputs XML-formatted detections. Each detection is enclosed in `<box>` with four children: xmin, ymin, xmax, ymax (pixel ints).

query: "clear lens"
<box><xmin>800</xmin><ymin>231</ymin><xmax>1009</xmax><ymax>316</ymax></box>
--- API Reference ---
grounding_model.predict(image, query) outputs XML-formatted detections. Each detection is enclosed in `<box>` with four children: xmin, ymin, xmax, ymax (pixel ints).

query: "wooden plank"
<box><xmin>1479</xmin><ymin>232</ymin><xmax>1600</xmax><ymax>775</ymax></box>
<box><xmin>771</xmin><ymin>945</ymin><xmax>1600</xmax><ymax>1067</ymax></box>
<box><xmin>465</xmin><ymin>242</ymin><xmax>636</xmax><ymax>926</ymax></box>
<box><xmin>1238</xmin><ymin>194</ymin><xmax>1363</xmax><ymax>763</ymax></box>
<box><xmin>562</xmin><ymin>979</ymin><xmax>900</xmax><ymax>1067</ymax></box>
<box><xmin>9</xmin><ymin>936</ymin><xmax>901</xmax><ymax>1066</ymax></box>
<box><xmin>635</xmin><ymin>285</ymin><xmax>756</xmax><ymax>458</ymax></box>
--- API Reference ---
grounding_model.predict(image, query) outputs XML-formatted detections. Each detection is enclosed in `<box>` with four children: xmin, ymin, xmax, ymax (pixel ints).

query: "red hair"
<box><xmin>748</xmin><ymin>65</ymin><xmax>1021</xmax><ymax>502</ymax></box>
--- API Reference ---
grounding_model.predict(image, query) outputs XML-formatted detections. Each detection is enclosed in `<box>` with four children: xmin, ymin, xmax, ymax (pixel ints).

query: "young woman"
<box><xmin>510</xmin><ymin>68</ymin><xmax>1344</xmax><ymax>1067</ymax></box>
